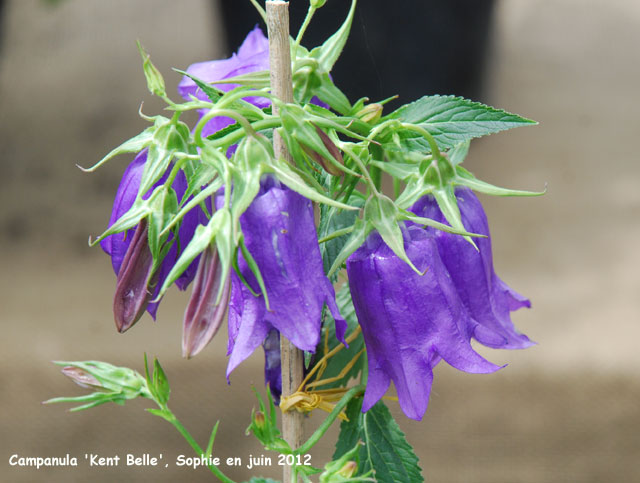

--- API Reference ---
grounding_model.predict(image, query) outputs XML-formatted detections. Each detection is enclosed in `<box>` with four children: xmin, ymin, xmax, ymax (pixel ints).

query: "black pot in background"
<box><xmin>219</xmin><ymin>0</ymin><xmax>496</xmax><ymax>107</ymax></box>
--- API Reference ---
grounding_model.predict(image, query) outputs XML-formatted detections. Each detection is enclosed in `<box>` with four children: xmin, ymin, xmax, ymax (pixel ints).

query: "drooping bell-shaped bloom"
<box><xmin>347</xmin><ymin>226</ymin><xmax>502</xmax><ymax>421</ymax></box>
<box><xmin>100</xmin><ymin>150</ymin><xmax>203</xmax><ymax>329</ymax></box>
<box><xmin>177</xmin><ymin>25</ymin><xmax>270</xmax><ymax>138</ymax></box>
<box><xmin>222</xmin><ymin>177</ymin><xmax>346</xmax><ymax>381</ymax></box>
<box><xmin>409</xmin><ymin>187</ymin><xmax>533</xmax><ymax>350</ymax></box>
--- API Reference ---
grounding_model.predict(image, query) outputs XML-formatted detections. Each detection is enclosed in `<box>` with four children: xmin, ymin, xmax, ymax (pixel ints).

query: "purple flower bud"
<box><xmin>61</xmin><ymin>366</ymin><xmax>102</xmax><ymax>390</ymax></box>
<box><xmin>409</xmin><ymin>187</ymin><xmax>533</xmax><ymax>350</ymax></box>
<box><xmin>223</xmin><ymin>178</ymin><xmax>346</xmax><ymax>381</ymax></box>
<box><xmin>182</xmin><ymin>246</ymin><xmax>231</xmax><ymax>358</ymax></box>
<box><xmin>347</xmin><ymin>227</ymin><xmax>502</xmax><ymax>421</ymax></box>
<box><xmin>113</xmin><ymin>219</ymin><xmax>155</xmax><ymax>333</ymax></box>
<box><xmin>101</xmin><ymin>150</ymin><xmax>203</xmax><ymax>323</ymax></box>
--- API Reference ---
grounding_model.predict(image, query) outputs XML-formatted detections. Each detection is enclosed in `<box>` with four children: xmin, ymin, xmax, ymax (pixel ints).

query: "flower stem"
<box><xmin>160</xmin><ymin>409</ymin><xmax>235</xmax><ymax>483</ymax></box>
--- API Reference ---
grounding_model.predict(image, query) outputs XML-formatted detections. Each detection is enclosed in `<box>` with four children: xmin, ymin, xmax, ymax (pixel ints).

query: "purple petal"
<box><xmin>223</xmin><ymin>180</ymin><xmax>344</xmax><ymax>379</ymax></box>
<box><xmin>113</xmin><ymin>220</ymin><xmax>155</xmax><ymax>332</ymax></box>
<box><xmin>182</xmin><ymin>246</ymin><xmax>231</xmax><ymax>358</ymax></box>
<box><xmin>347</xmin><ymin>227</ymin><xmax>501</xmax><ymax>421</ymax></box>
<box><xmin>262</xmin><ymin>329</ymin><xmax>282</xmax><ymax>404</ymax></box>
<box><xmin>410</xmin><ymin>187</ymin><xmax>533</xmax><ymax>349</ymax></box>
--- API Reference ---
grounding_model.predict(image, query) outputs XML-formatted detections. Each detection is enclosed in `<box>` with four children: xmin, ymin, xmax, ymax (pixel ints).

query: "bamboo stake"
<box><xmin>266</xmin><ymin>2</ymin><xmax>304</xmax><ymax>481</ymax></box>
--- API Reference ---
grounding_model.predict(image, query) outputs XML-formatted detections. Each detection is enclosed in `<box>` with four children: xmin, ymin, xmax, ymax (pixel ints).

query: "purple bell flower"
<box><xmin>409</xmin><ymin>187</ymin><xmax>533</xmax><ymax>350</ymax></box>
<box><xmin>347</xmin><ymin>226</ymin><xmax>502</xmax><ymax>421</ymax></box>
<box><xmin>177</xmin><ymin>25</ymin><xmax>270</xmax><ymax>138</ymax></box>
<box><xmin>223</xmin><ymin>177</ymin><xmax>346</xmax><ymax>381</ymax></box>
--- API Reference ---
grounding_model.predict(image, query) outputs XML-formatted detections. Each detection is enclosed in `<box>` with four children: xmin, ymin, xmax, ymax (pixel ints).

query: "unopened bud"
<box><xmin>254</xmin><ymin>411</ymin><xmax>266</xmax><ymax>428</ymax></box>
<box><xmin>337</xmin><ymin>460</ymin><xmax>358</xmax><ymax>478</ymax></box>
<box><xmin>356</xmin><ymin>103</ymin><xmax>383</xmax><ymax>124</ymax></box>
<box><xmin>137</xmin><ymin>40</ymin><xmax>166</xmax><ymax>97</ymax></box>
<box><xmin>182</xmin><ymin>246</ymin><xmax>231</xmax><ymax>358</ymax></box>
<box><xmin>113</xmin><ymin>220</ymin><xmax>156</xmax><ymax>333</ymax></box>
<box><xmin>311</xmin><ymin>0</ymin><xmax>327</xmax><ymax>8</ymax></box>
<box><xmin>301</xmin><ymin>125</ymin><xmax>344</xmax><ymax>176</ymax></box>
<box><xmin>61</xmin><ymin>366</ymin><xmax>102</xmax><ymax>390</ymax></box>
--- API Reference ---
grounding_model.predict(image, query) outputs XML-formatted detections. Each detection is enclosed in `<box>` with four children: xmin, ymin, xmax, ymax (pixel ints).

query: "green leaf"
<box><xmin>385</xmin><ymin>95</ymin><xmax>536</xmax><ymax>150</ymax></box>
<box><xmin>334</xmin><ymin>399</ymin><xmax>423</xmax><ymax>483</ymax></box>
<box><xmin>318</xmin><ymin>193</ymin><xmax>365</xmax><ymax>281</ymax></box>
<box><xmin>311</xmin><ymin>285</ymin><xmax>365</xmax><ymax>390</ymax></box>
<box><xmin>448</xmin><ymin>140</ymin><xmax>470</xmax><ymax>166</ymax></box>
<box><xmin>315</xmin><ymin>72</ymin><xmax>352</xmax><ymax>115</ymax></box>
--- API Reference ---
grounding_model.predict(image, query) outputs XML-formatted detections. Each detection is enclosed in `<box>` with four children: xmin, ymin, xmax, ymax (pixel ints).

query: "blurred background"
<box><xmin>1</xmin><ymin>0</ymin><xmax>639</xmax><ymax>481</ymax></box>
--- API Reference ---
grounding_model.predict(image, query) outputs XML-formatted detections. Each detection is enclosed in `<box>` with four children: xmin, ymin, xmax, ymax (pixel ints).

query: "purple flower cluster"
<box><xmin>102</xmin><ymin>27</ymin><xmax>531</xmax><ymax>420</ymax></box>
<box><xmin>347</xmin><ymin>187</ymin><xmax>532</xmax><ymax>420</ymax></box>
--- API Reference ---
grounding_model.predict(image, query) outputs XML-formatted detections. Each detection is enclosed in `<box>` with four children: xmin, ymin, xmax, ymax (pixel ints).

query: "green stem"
<box><xmin>318</xmin><ymin>226</ymin><xmax>354</xmax><ymax>244</ymax></box>
<box><xmin>296</xmin><ymin>385</ymin><xmax>364</xmax><ymax>455</ymax></box>
<box><xmin>400</xmin><ymin>122</ymin><xmax>441</xmax><ymax>157</ymax></box>
<box><xmin>294</xmin><ymin>6</ymin><xmax>317</xmax><ymax>57</ymax></box>
<box><xmin>194</xmin><ymin>109</ymin><xmax>255</xmax><ymax>146</ymax></box>
<box><xmin>163</xmin><ymin>410</ymin><xmax>235</xmax><ymax>483</ymax></box>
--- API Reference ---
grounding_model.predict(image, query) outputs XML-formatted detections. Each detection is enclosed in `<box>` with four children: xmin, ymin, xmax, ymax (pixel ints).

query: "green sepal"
<box><xmin>230</xmin><ymin>136</ymin><xmax>269</xmax><ymax>232</ymax></box>
<box><xmin>89</xmin><ymin>192</ymin><xmax>153</xmax><ymax>247</ymax></box>
<box><xmin>147</xmin><ymin>186</ymin><xmax>178</xmax><ymax>261</ymax></box>
<box><xmin>432</xmin><ymin>185</ymin><xmax>476</xmax><ymax>249</ymax></box>
<box><xmin>79</xmin><ymin>125</ymin><xmax>158</xmax><ymax>172</ymax></box>
<box><xmin>448</xmin><ymin>140</ymin><xmax>470</xmax><ymax>165</ymax></box>
<box><xmin>314</xmin><ymin>72</ymin><xmax>352</xmax><ymax>115</ymax></box>
<box><xmin>137</xmin><ymin>40</ymin><xmax>166</xmax><ymax>98</ymax></box>
<box><xmin>455</xmin><ymin>166</ymin><xmax>546</xmax><ymax>197</ymax></box>
<box><xmin>400</xmin><ymin>211</ymin><xmax>485</xmax><ymax>238</ymax></box>
<box><xmin>156</xmin><ymin>208</ymin><xmax>231</xmax><ymax>299</ymax></box>
<box><xmin>327</xmin><ymin>217</ymin><xmax>367</xmax><ymax>278</ymax></box>
<box><xmin>201</xmin><ymin>69</ymin><xmax>271</xmax><ymax>89</ymax></box>
<box><xmin>138</xmin><ymin>121</ymin><xmax>190</xmax><ymax>196</ymax></box>
<box><xmin>152</xmin><ymin>358</ymin><xmax>170</xmax><ymax>406</ymax></box>
<box><xmin>174</xmin><ymin>69</ymin><xmax>223</xmax><ymax>103</ymax></box>
<box><xmin>310</xmin><ymin>0</ymin><xmax>358</xmax><ymax>73</ymax></box>
<box><xmin>267</xmin><ymin>156</ymin><xmax>356</xmax><ymax>210</ymax></box>
<box><xmin>205</xmin><ymin>421</ymin><xmax>220</xmax><ymax>458</ymax></box>
<box><xmin>333</xmin><ymin>398</ymin><xmax>423</xmax><ymax>483</ymax></box>
<box><xmin>364</xmin><ymin>195</ymin><xmax>422</xmax><ymax>274</ymax></box>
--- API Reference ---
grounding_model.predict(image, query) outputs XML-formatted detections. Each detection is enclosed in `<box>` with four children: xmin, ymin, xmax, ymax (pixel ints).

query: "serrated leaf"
<box><xmin>385</xmin><ymin>95</ymin><xmax>536</xmax><ymax>151</ymax></box>
<box><xmin>311</xmin><ymin>285</ymin><xmax>365</xmax><ymax>390</ymax></box>
<box><xmin>333</xmin><ymin>399</ymin><xmax>423</xmax><ymax>483</ymax></box>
